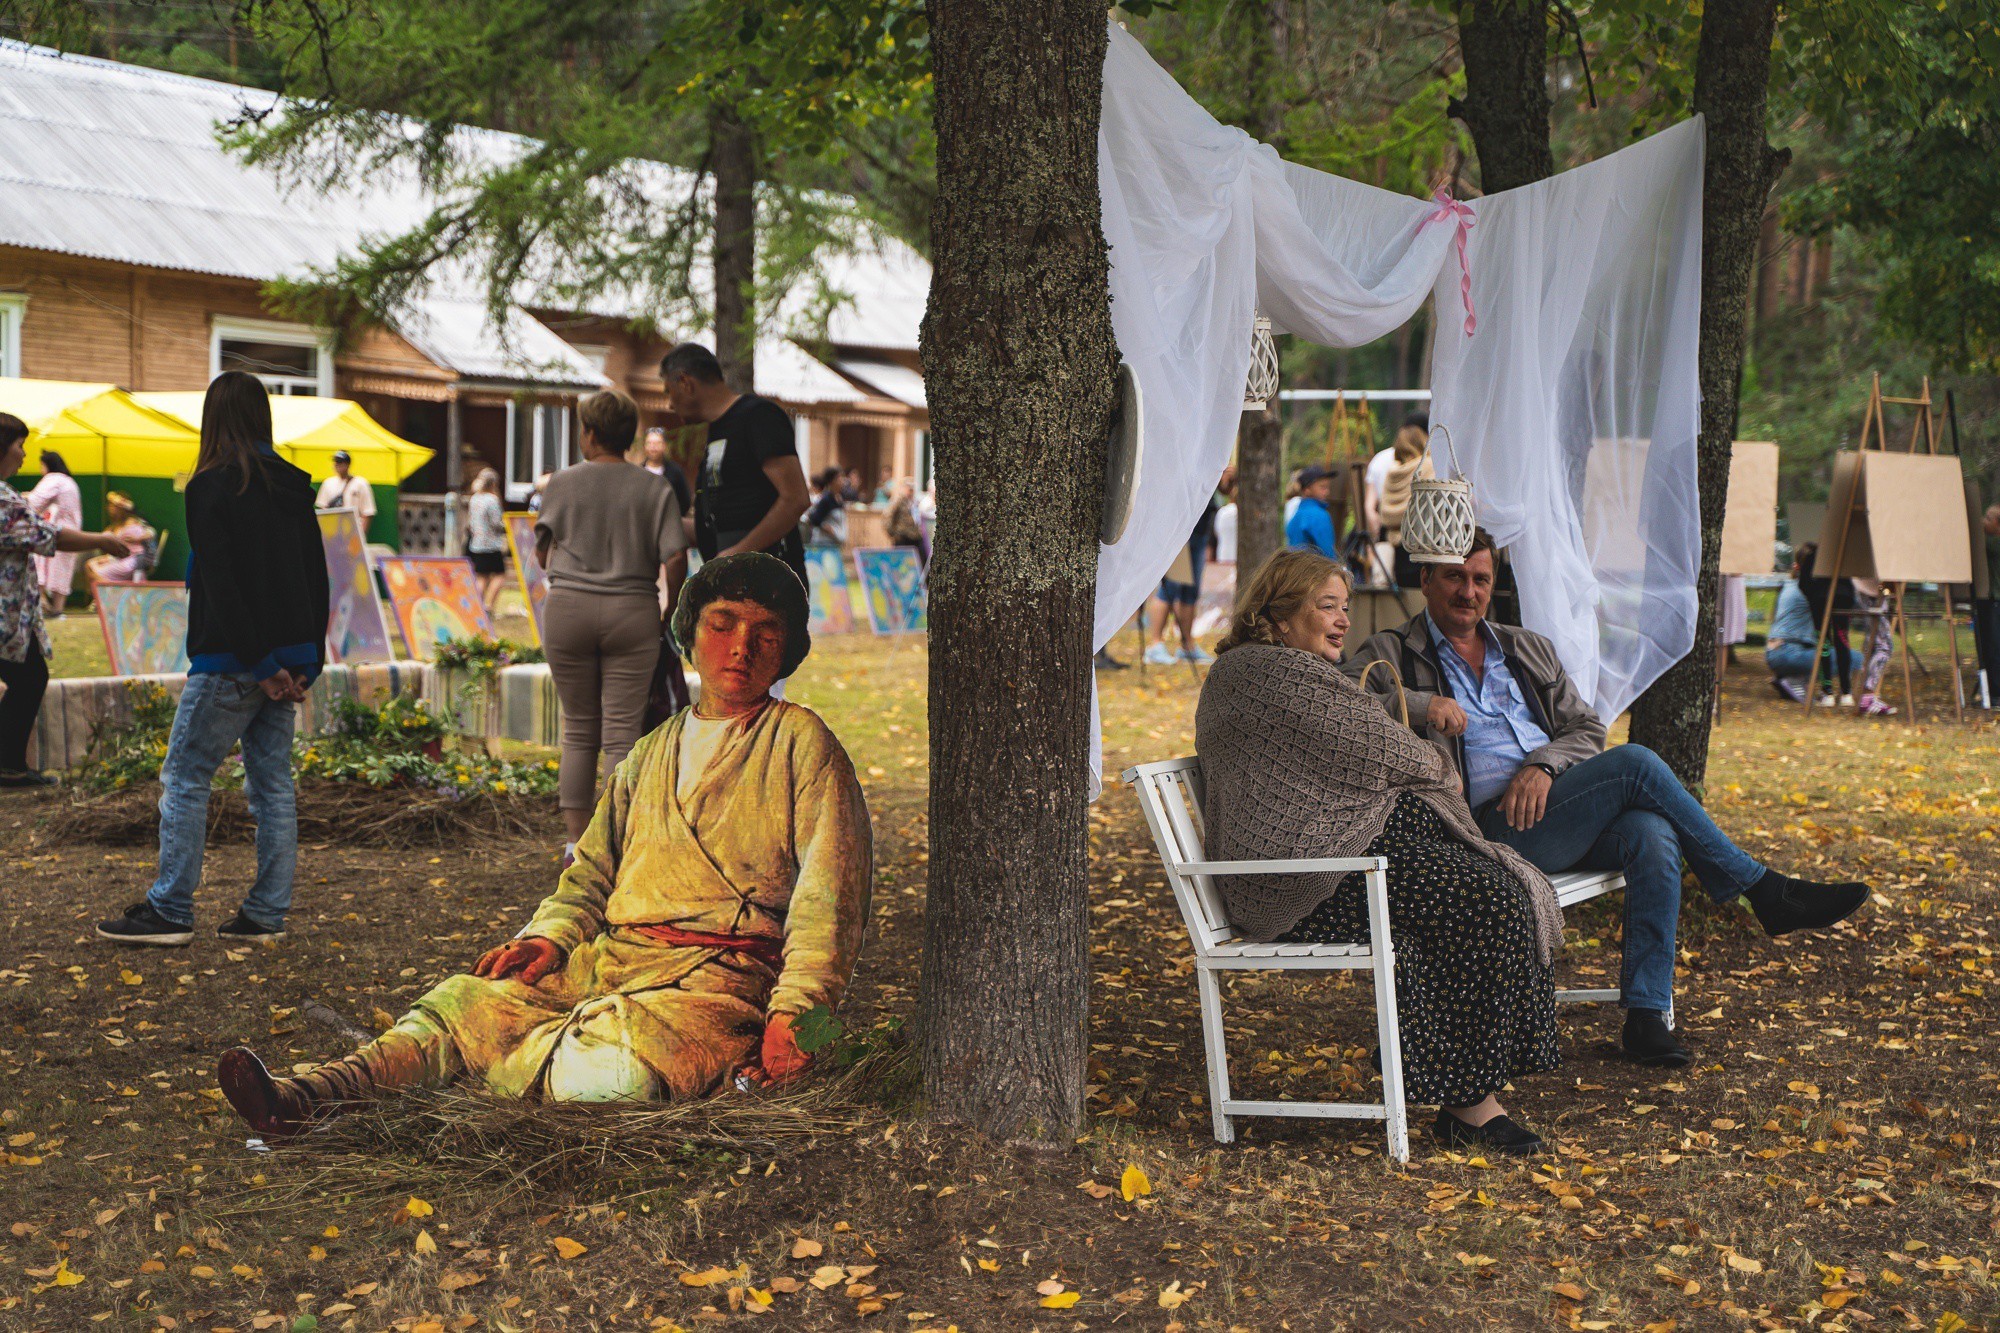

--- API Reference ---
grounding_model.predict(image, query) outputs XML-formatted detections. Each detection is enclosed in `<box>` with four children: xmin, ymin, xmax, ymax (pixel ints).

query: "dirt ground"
<box><xmin>3</xmin><ymin>632</ymin><xmax>1997</xmax><ymax>1332</ymax></box>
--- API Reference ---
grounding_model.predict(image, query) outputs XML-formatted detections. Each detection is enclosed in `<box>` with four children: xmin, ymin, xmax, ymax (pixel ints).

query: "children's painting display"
<box><xmin>504</xmin><ymin>512</ymin><xmax>547</xmax><ymax>645</ymax></box>
<box><xmin>802</xmin><ymin>545</ymin><xmax>856</xmax><ymax>635</ymax></box>
<box><xmin>852</xmin><ymin>547</ymin><xmax>927</xmax><ymax>635</ymax></box>
<box><xmin>317</xmin><ymin>508</ymin><xmax>396</xmax><ymax>664</ymax></box>
<box><xmin>379</xmin><ymin>557</ymin><xmax>494</xmax><ymax>660</ymax></box>
<box><xmin>95</xmin><ymin>581</ymin><xmax>191</xmax><ymax>676</ymax></box>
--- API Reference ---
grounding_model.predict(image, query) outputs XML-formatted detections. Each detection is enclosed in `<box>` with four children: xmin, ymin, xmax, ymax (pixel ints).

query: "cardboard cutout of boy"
<box><xmin>220</xmin><ymin>553</ymin><xmax>874</xmax><ymax>1137</ymax></box>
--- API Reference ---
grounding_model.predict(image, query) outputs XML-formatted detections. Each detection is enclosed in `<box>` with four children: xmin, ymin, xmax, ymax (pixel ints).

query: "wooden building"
<box><xmin>0</xmin><ymin>40</ymin><xmax>930</xmax><ymax>542</ymax></box>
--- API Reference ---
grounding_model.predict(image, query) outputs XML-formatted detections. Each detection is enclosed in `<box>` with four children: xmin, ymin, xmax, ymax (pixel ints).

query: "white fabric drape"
<box><xmin>1094</xmin><ymin>22</ymin><xmax>1703</xmax><ymax>783</ymax></box>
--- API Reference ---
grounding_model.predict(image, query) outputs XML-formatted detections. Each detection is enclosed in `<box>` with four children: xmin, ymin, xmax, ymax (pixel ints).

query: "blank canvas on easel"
<box><xmin>1719</xmin><ymin>440</ymin><xmax>1780</xmax><ymax>575</ymax></box>
<box><xmin>1813</xmin><ymin>450</ymin><xmax>1971</xmax><ymax>584</ymax></box>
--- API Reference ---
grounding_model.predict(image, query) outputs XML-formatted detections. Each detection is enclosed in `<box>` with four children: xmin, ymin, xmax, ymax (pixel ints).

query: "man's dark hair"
<box><xmin>660</xmin><ymin>343</ymin><xmax>725</xmax><ymax>385</ymax></box>
<box><xmin>670</xmin><ymin>551</ymin><xmax>812</xmax><ymax>679</ymax></box>
<box><xmin>1418</xmin><ymin>528</ymin><xmax>1498</xmax><ymax>582</ymax></box>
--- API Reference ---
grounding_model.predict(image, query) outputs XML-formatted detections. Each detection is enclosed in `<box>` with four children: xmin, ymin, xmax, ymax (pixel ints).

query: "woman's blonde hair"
<box><xmin>1216</xmin><ymin>549</ymin><xmax>1350</xmax><ymax>654</ymax></box>
<box><xmin>1393</xmin><ymin>423</ymin><xmax>1427</xmax><ymax>464</ymax></box>
<box><xmin>472</xmin><ymin>468</ymin><xmax>501</xmax><ymax>495</ymax></box>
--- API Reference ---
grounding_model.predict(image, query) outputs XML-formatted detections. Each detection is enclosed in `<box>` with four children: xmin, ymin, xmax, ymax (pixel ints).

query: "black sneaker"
<box><xmin>216</xmin><ymin>910</ymin><xmax>285</xmax><ymax>941</ymax></box>
<box><xmin>0</xmin><ymin>768</ymin><xmax>55</xmax><ymax>788</ymax></box>
<box><xmin>1622</xmin><ymin>1008</ymin><xmax>1690</xmax><ymax>1068</ymax></box>
<box><xmin>1431</xmin><ymin>1108</ymin><xmax>1544</xmax><ymax>1156</ymax></box>
<box><xmin>96</xmin><ymin>902</ymin><xmax>195</xmax><ymax>947</ymax></box>
<box><xmin>1094</xmin><ymin>648</ymin><xmax>1128</xmax><ymax>671</ymax></box>
<box><xmin>1744</xmin><ymin>870</ymin><xmax>1870</xmax><ymax>937</ymax></box>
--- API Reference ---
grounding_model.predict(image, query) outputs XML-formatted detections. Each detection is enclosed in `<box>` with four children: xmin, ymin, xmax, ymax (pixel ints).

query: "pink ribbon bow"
<box><xmin>1419</xmin><ymin>186</ymin><xmax>1477</xmax><ymax>338</ymax></box>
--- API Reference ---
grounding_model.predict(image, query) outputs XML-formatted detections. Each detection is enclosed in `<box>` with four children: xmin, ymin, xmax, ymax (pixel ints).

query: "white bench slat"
<box><xmin>1176</xmin><ymin>856</ymin><xmax>1388</xmax><ymax>876</ymax></box>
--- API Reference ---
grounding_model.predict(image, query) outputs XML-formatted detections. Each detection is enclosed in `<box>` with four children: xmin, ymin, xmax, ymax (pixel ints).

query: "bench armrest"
<box><xmin>1175</xmin><ymin>856</ymin><xmax>1387</xmax><ymax>876</ymax></box>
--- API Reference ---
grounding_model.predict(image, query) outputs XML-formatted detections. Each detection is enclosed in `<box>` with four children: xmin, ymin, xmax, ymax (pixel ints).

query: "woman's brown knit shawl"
<box><xmin>1194</xmin><ymin>642</ymin><xmax>1563</xmax><ymax>962</ymax></box>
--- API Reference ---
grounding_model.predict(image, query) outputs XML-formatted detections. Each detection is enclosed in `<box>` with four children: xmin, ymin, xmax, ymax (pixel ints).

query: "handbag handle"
<box><xmin>1354</xmin><ymin>657</ymin><xmax>1412</xmax><ymax>729</ymax></box>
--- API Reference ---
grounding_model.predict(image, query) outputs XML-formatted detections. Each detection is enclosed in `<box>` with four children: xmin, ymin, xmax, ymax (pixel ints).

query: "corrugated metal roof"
<box><xmin>0</xmin><ymin>40</ymin><xmax>932</xmax><ymax>397</ymax></box>
<box><xmin>834</xmin><ymin>358</ymin><xmax>927</xmax><ymax>409</ymax></box>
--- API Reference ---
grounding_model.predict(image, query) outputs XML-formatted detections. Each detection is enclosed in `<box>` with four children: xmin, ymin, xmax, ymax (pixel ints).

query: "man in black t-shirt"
<box><xmin>660</xmin><ymin>343</ymin><xmax>810</xmax><ymax>585</ymax></box>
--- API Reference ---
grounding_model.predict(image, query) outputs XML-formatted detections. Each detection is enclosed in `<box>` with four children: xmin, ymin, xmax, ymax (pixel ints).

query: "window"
<box><xmin>506</xmin><ymin>400</ymin><xmax>575</xmax><ymax>502</ymax></box>
<box><xmin>210</xmin><ymin>316</ymin><xmax>333</xmax><ymax>396</ymax></box>
<box><xmin>0</xmin><ymin>294</ymin><xmax>25</xmax><ymax>378</ymax></box>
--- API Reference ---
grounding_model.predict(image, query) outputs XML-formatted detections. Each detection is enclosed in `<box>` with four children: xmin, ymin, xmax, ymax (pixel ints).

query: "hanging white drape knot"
<box><xmin>1419</xmin><ymin>187</ymin><xmax>1478</xmax><ymax>337</ymax></box>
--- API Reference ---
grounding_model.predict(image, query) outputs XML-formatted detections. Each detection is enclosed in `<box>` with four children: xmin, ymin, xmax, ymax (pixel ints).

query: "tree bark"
<box><xmin>709</xmin><ymin>101</ymin><xmax>758</xmax><ymax>394</ymax></box>
<box><xmin>916</xmin><ymin>0</ymin><xmax>1117</xmax><ymax>1143</ymax></box>
<box><xmin>1625</xmin><ymin>0</ymin><xmax>1789</xmax><ymax>791</ymax></box>
<box><xmin>1230</xmin><ymin>0</ymin><xmax>1290</xmax><ymax>585</ymax></box>
<box><xmin>1235</xmin><ymin>409</ymin><xmax>1285</xmax><ymax>583</ymax></box>
<box><xmin>1448</xmin><ymin>0</ymin><xmax>1553</xmax><ymax>194</ymax></box>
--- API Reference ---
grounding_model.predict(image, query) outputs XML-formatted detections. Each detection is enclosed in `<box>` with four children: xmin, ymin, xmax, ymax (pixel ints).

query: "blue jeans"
<box><xmin>1476</xmin><ymin>745</ymin><xmax>1765</xmax><ymax>1015</ymax></box>
<box><xmin>1767</xmin><ymin>639</ymin><xmax>1851</xmax><ymax>687</ymax></box>
<box><xmin>147</xmin><ymin>674</ymin><xmax>299</xmax><ymax>930</ymax></box>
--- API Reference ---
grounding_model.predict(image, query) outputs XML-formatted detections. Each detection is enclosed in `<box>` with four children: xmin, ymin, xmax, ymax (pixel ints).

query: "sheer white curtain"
<box><xmin>1094</xmin><ymin>21</ymin><xmax>1703</xmax><ymax>783</ymax></box>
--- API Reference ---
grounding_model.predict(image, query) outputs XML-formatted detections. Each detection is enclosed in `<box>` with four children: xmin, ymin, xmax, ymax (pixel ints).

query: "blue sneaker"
<box><xmin>1142</xmin><ymin>643</ymin><xmax>1177</xmax><ymax>667</ymax></box>
<box><xmin>1181</xmin><ymin>646</ymin><xmax>1216</xmax><ymax>666</ymax></box>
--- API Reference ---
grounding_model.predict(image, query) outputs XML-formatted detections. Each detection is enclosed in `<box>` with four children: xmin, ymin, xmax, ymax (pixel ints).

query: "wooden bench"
<box><xmin>1123</xmin><ymin>755</ymin><xmax>1624</xmax><ymax>1160</ymax></box>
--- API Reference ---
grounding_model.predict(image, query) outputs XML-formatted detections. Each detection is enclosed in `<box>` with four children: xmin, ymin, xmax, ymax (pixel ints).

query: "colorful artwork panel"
<box><xmin>802</xmin><ymin>545</ymin><xmax>856</xmax><ymax>635</ymax></box>
<box><xmin>317</xmin><ymin>508</ymin><xmax>395</xmax><ymax>664</ymax></box>
<box><xmin>378</xmin><ymin>556</ymin><xmax>494</xmax><ymax>660</ymax></box>
<box><xmin>94</xmin><ymin>581</ymin><xmax>191</xmax><ymax>676</ymax></box>
<box><xmin>851</xmin><ymin>546</ymin><xmax>928</xmax><ymax>636</ymax></box>
<box><xmin>504</xmin><ymin>512</ymin><xmax>548</xmax><ymax>645</ymax></box>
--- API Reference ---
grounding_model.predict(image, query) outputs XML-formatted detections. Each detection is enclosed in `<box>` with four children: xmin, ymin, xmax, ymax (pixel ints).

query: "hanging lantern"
<box><xmin>1242</xmin><ymin>314</ymin><xmax>1281</xmax><ymax>411</ymax></box>
<box><xmin>1402</xmin><ymin>423</ymin><xmax>1478</xmax><ymax>563</ymax></box>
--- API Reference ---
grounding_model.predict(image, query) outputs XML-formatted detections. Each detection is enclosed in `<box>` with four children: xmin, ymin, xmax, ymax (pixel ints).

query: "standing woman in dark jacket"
<box><xmin>97</xmin><ymin>372</ymin><xmax>329</xmax><ymax>946</ymax></box>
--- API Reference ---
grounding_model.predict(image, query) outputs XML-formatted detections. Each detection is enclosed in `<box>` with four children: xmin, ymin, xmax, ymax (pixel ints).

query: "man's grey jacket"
<box><xmin>1343</xmin><ymin>613</ymin><xmax>1607</xmax><ymax>803</ymax></box>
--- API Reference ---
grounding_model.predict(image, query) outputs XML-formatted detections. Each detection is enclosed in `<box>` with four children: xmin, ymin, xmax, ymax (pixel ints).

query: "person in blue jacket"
<box><xmin>97</xmin><ymin>372</ymin><xmax>329</xmax><ymax>947</ymax></box>
<box><xmin>1285</xmin><ymin>465</ymin><xmax>1339</xmax><ymax>558</ymax></box>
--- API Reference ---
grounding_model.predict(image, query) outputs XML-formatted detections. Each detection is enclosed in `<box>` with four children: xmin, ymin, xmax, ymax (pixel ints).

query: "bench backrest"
<box><xmin>1123</xmin><ymin>756</ymin><xmax>1239</xmax><ymax>952</ymax></box>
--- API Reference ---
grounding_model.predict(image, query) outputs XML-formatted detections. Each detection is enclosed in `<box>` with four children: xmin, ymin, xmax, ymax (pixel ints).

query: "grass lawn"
<box><xmin>3</xmin><ymin>629</ymin><xmax>1997</xmax><ymax>1331</ymax></box>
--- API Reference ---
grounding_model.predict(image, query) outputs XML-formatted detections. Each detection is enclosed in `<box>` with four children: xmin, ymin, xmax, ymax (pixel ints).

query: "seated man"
<box><xmin>1344</xmin><ymin>531</ymin><xmax>1869</xmax><ymax>1069</ymax></box>
<box><xmin>219</xmin><ymin>553</ymin><xmax>873</xmax><ymax>1136</ymax></box>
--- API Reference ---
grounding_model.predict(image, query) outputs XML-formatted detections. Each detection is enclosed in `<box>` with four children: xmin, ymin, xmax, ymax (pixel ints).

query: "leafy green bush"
<box><xmin>430</xmin><ymin>635</ymin><xmax>546</xmax><ymax>680</ymax></box>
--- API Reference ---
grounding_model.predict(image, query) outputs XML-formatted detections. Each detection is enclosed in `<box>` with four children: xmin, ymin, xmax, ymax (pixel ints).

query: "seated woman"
<box><xmin>85</xmin><ymin>491</ymin><xmax>157</xmax><ymax>593</ymax></box>
<box><xmin>219</xmin><ymin>553</ymin><xmax>874</xmax><ymax>1136</ymax></box>
<box><xmin>1196</xmin><ymin>550</ymin><xmax>1563</xmax><ymax>1155</ymax></box>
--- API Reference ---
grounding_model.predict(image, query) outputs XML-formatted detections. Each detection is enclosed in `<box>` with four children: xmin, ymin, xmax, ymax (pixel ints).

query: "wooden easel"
<box><xmin>1804</xmin><ymin>375</ymin><xmax>1966</xmax><ymax>722</ymax></box>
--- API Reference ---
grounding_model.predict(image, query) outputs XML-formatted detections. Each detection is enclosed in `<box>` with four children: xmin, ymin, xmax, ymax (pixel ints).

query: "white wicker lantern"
<box><xmin>1402</xmin><ymin>424</ymin><xmax>1478</xmax><ymax>564</ymax></box>
<box><xmin>1243</xmin><ymin>314</ymin><xmax>1281</xmax><ymax>411</ymax></box>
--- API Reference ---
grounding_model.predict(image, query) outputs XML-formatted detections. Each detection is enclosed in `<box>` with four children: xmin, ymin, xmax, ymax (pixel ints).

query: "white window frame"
<box><xmin>0</xmin><ymin>294</ymin><xmax>26</xmax><ymax>379</ymax></box>
<box><xmin>210</xmin><ymin>315</ymin><xmax>334</xmax><ymax>396</ymax></box>
<box><xmin>503</xmin><ymin>400</ymin><xmax>574</xmax><ymax>504</ymax></box>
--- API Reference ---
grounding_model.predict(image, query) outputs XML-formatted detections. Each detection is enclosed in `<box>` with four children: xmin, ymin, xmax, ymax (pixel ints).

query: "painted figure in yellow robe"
<box><xmin>219</xmin><ymin>553</ymin><xmax>873</xmax><ymax>1137</ymax></box>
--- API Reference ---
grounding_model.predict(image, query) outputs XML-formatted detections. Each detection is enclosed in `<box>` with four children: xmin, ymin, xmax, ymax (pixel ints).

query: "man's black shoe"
<box><xmin>0</xmin><ymin>768</ymin><xmax>56</xmax><ymax>788</ymax></box>
<box><xmin>1622</xmin><ymin>1008</ymin><xmax>1690</xmax><ymax>1068</ymax></box>
<box><xmin>216</xmin><ymin>910</ymin><xmax>286</xmax><ymax>941</ymax></box>
<box><xmin>1744</xmin><ymin>870</ymin><xmax>1870</xmax><ymax>937</ymax></box>
<box><xmin>1094</xmin><ymin>648</ymin><xmax>1128</xmax><ymax>671</ymax></box>
<box><xmin>1431</xmin><ymin>1108</ymin><xmax>1544</xmax><ymax>1156</ymax></box>
<box><xmin>95</xmin><ymin>902</ymin><xmax>195</xmax><ymax>947</ymax></box>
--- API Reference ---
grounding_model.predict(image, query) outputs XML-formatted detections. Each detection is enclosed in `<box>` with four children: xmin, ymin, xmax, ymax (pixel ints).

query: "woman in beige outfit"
<box><xmin>535</xmin><ymin>390</ymin><xmax>689</xmax><ymax>854</ymax></box>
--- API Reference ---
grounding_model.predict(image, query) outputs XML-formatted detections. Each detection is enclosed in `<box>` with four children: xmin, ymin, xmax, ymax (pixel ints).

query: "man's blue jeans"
<box><xmin>146</xmin><ymin>673</ymin><xmax>299</xmax><ymax>930</ymax></box>
<box><xmin>1475</xmin><ymin>745</ymin><xmax>1765</xmax><ymax>1016</ymax></box>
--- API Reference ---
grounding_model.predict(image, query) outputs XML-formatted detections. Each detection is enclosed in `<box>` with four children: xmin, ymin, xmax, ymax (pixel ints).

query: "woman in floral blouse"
<box><xmin>0</xmin><ymin>414</ymin><xmax>131</xmax><ymax>786</ymax></box>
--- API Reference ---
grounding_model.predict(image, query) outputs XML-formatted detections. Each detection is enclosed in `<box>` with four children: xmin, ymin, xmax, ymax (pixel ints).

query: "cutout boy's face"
<box><xmin>693</xmin><ymin>598</ymin><xmax>787</xmax><ymax>711</ymax></box>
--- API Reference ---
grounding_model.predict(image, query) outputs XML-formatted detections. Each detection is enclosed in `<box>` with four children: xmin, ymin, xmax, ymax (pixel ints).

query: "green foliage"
<box><xmin>429</xmin><ymin>635</ymin><xmax>546</xmax><ymax>681</ymax></box>
<box><xmin>73</xmin><ymin>683</ymin><xmax>186</xmax><ymax>795</ymax></box>
<box><xmin>790</xmin><ymin>1002</ymin><xmax>903</xmax><ymax>1069</ymax></box>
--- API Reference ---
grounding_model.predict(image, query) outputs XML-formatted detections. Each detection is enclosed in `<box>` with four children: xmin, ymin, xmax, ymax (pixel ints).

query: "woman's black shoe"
<box><xmin>1432</xmin><ymin>1108</ymin><xmax>1544</xmax><ymax>1156</ymax></box>
<box><xmin>1622</xmin><ymin>1009</ymin><xmax>1690</xmax><ymax>1067</ymax></box>
<box><xmin>0</xmin><ymin>768</ymin><xmax>55</xmax><ymax>788</ymax></box>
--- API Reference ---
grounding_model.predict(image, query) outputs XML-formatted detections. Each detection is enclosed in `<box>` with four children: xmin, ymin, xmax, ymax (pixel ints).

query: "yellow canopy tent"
<box><xmin>132</xmin><ymin>392</ymin><xmax>434</xmax><ymax>485</ymax></box>
<box><xmin>1</xmin><ymin>378</ymin><xmax>199</xmax><ymax>477</ymax></box>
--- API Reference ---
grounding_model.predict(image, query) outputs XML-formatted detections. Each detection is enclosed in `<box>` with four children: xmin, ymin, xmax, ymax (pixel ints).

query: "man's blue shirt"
<box><xmin>1426</xmin><ymin>612</ymin><xmax>1551</xmax><ymax>807</ymax></box>
<box><xmin>1285</xmin><ymin>495</ymin><xmax>1336</xmax><ymax>557</ymax></box>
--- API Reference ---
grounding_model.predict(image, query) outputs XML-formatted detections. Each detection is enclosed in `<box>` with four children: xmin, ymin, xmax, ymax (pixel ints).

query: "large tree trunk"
<box><xmin>1235</xmin><ymin>409</ymin><xmax>1285</xmax><ymax>583</ymax></box>
<box><xmin>1448</xmin><ymin>0</ymin><xmax>1553</xmax><ymax>194</ymax></box>
<box><xmin>710</xmin><ymin>102</ymin><xmax>758</xmax><ymax>393</ymax></box>
<box><xmin>1625</xmin><ymin>0</ymin><xmax>1789</xmax><ymax>791</ymax></box>
<box><xmin>916</xmin><ymin>0</ymin><xmax>1117</xmax><ymax>1143</ymax></box>
<box><xmin>1231</xmin><ymin>0</ymin><xmax>1290</xmax><ymax>585</ymax></box>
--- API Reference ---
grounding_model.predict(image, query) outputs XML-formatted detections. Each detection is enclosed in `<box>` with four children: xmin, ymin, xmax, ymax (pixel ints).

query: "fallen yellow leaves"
<box><xmin>1120</xmin><ymin>1163</ymin><xmax>1152</xmax><ymax>1201</ymax></box>
<box><xmin>551</xmin><ymin>1236</ymin><xmax>588</xmax><ymax>1260</ymax></box>
<box><xmin>438</xmin><ymin>1270</ymin><xmax>485</xmax><ymax>1292</ymax></box>
<box><xmin>678</xmin><ymin>1264</ymin><xmax>747</xmax><ymax>1287</ymax></box>
<box><xmin>25</xmin><ymin>1258</ymin><xmax>84</xmax><ymax>1292</ymax></box>
<box><xmin>392</xmin><ymin>1196</ymin><xmax>435</xmax><ymax>1225</ymax></box>
<box><xmin>1723</xmin><ymin>1250</ymin><xmax>1764</xmax><ymax>1275</ymax></box>
<box><xmin>790</xmin><ymin>1236</ymin><xmax>822</xmax><ymax>1259</ymax></box>
<box><xmin>1157</xmin><ymin>1280</ymin><xmax>1192</xmax><ymax>1310</ymax></box>
<box><xmin>809</xmin><ymin>1264</ymin><xmax>846</xmax><ymax>1290</ymax></box>
<box><xmin>414</xmin><ymin>1228</ymin><xmax>438</xmax><ymax>1256</ymax></box>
